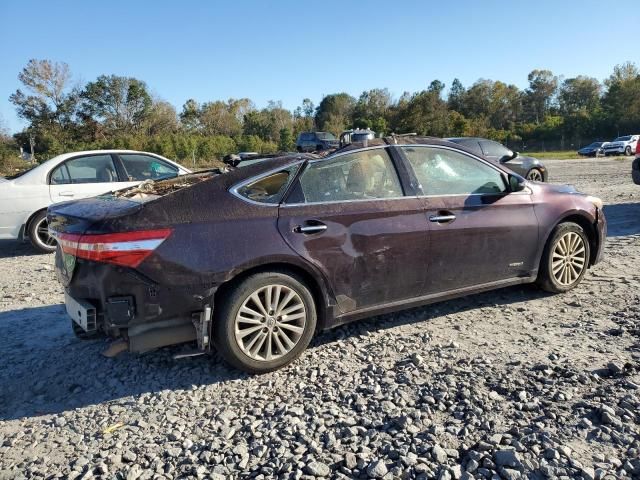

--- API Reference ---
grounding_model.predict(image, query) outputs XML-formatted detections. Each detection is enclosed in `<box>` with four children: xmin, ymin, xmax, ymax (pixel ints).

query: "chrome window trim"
<box><xmin>281</xmin><ymin>196</ymin><xmax>415</xmax><ymax>208</ymax></box>
<box><xmin>229</xmin><ymin>161</ymin><xmax>304</xmax><ymax>207</ymax></box>
<box><xmin>305</xmin><ymin>145</ymin><xmax>391</xmax><ymax>163</ymax></box>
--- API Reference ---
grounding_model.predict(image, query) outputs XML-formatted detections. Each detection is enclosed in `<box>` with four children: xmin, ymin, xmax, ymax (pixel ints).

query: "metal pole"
<box><xmin>29</xmin><ymin>135</ymin><xmax>35</xmax><ymax>163</ymax></box>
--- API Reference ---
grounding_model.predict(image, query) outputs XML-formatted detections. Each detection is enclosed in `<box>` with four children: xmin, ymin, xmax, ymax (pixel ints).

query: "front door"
<box><xmin>278</xmin><ymin>147</ymin><xmax>430</xmax><ymax>314</ymax></box>
<box><xmin>399</xmin><ymin>145</ymin><xmax>540</xmax><ymax>293</ymax></box>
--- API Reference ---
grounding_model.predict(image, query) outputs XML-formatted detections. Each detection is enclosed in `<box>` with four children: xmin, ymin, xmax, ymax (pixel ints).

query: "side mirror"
<box><xmin>500</xmin><ymin>150</ymin><xmax>518</xmax><ymax>163</ymax></box>
<box><xmin>509</xmin><ymin>174</ymin><xmax>526</xmax><ymax>192</ymax></box>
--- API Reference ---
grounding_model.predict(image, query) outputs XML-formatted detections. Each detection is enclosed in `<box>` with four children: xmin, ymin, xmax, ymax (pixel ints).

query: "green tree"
<box><xmin>180</xmin><ymin>99</ymin><xmax>201</xmax><ymax>131</ymax></box>
<box><xmin>524</xmin><ymin>69</ymin><xmax>558</xmax><ymax>123</ymax></box>
<box><xmin>447</xmin><ymin>78</ymin><xmax>466</xmax><ymax>112</ymax></box>
<box><xmin>9</xmin><ymin>59</ymin><xmax>79</xmax><ymax>130</ymax></box>
<box><xmin>80</xmin><ymin>74</ymin><xmax>152</xmax><ymax>133</ymax></box>
<box><xmin>315</xmin><ymin>93</ymin><xmax>356</xmax><ymax>134</ymax></box>
<box><xmin>601</xmin><ymin>62</ymin><xmax>640</xmax><ymax>136</ymax></box>
<box><xmin>278</xmin><ymin>128</ymin><xmax>294</xmax><ymax>151</ymax></box>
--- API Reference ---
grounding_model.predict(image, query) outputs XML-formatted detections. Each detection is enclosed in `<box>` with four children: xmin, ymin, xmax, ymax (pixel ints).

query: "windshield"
<box><xmin>315</xmin><ymin>132</ymin><xmax>336</xmax><ymax>140</ymax></box>
<box><xmin>614</xmin><ymin>136</ymin><xmax>631</xmax><ymax>142</ymax></box>
<box><xmin>587</xmin><ymin>142</ymin><xmax>603</xmax><ymax>148</ymax></box>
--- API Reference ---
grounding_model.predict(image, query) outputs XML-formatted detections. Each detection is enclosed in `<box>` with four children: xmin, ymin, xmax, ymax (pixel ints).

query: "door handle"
<box><xmin>295</xmin><ymin>223</ymin><xmax>327</xmax><ymax>234</ymax></box>
<box><xmin>429</xmin><ymin>214</ymin><xmax>456</xmax><ymax>223</ymax></box>
<box><xmin>58</xmin><ymin>192</ymin><xmax>75</xmax><ymax>197</ymax></box>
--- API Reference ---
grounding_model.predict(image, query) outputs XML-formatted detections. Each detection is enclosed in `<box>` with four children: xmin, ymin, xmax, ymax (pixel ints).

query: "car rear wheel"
<box><xmin>537</xmin><ymin>222</ymin><xmax>590</xmax><ymax>293</ymax></box>
<box><xmin>28</xmin><ymin>210</ymin><xmax>57</xmax><ymax>253</ymax></box>
<box><xmin>625</xmin><ymin>146</ymin><xmax>632</xmax><ymax>156</ymax></box>
<box><xmin>526</xmin><ymin>168</ymin><xmax>544</xmax><ymax>182</ymax></box>
<box><xmin>213</xmin><ymin>271</ymin><xmax>317</xmax><ymax>373</ymax></box>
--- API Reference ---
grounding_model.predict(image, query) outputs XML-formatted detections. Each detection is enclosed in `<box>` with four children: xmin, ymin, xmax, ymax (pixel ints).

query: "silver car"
<box><xmin>446</xmin><ymin>137</ymin><xmax>548</xmax><ymax>182</ymax></box>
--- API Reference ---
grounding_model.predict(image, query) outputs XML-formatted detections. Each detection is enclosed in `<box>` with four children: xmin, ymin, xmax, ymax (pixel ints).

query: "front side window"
<box><xmin>293</xmin><ymin>148</ymin><xmax>403</xmax><ymax>203</ymax></box>
<box><xmin>402</xmin><ymin>146</ymin><xmax>507</xmax><ymax>196</ymax></box>
<box><xmin>119</xmin><ymin>154</ymin><xmax>178</xmax><ymax>181</ymax></box>
<box><xmin>51</xmin><ymin>154</ymin><xmax>118</xmax><ymax>184</ymax></box>
<box><xmin>236</xmin><ymin>166</ymin><xmax>299</xmax><ymax>204</ymax></box>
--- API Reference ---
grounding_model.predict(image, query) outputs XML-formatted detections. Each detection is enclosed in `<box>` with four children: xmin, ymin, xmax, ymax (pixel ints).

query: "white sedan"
<box><xmin>0</xmin><ymin>150</ymin><xmax>190</xmax><ymax>252</ymax></box>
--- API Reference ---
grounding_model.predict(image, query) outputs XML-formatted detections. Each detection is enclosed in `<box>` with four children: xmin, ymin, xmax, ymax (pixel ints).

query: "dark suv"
<box><xmin>295</xmin><ymin>132</ymin><xmax>339</xmax><ymax>152</ymax></box>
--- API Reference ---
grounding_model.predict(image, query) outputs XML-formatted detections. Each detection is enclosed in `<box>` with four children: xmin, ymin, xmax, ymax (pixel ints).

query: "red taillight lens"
<box><xmin>57</xmin><ymin>228</ymin><xmax>173</xmax><ymax>268</ymax></box>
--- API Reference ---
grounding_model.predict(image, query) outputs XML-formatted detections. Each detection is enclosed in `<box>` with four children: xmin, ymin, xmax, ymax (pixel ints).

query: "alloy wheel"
<box><xmin>551</xmin><ymin>231</ymin><xmax>586</xmax><ymax>286</ymax></box>
<box><xmin>526</xmin><ymin>169</ymin><xmax>543</xmax><ymax>181</ymax></box>
<box><xmin>34</xmin><ymin>217</ymin><xmax>57</xmax><ymax>250</ymax></box>
<box><xmin>234</xmin><ymin>284</ymin><xmax>307</xmax><ymax>362</ymax></box>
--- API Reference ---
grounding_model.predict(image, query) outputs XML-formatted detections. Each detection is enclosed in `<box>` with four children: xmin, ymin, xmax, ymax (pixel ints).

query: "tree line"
<box><xmin>2</xmin><ymin>59</ymin><xmax>640</xmax><ymax>167</ymax></box>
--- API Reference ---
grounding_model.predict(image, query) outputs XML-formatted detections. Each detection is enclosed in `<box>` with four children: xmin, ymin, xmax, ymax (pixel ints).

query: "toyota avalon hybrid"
<box><xmin>48</xmin><ymin>137</ymin><xmax>606</xmax><ymax>373</ymax></box>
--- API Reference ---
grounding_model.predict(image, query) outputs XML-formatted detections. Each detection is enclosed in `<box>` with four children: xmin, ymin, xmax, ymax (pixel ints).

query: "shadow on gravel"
<box><xmin>0</xmin><ymin>304</ymin><xmax>245</xmax><ymax>421</ymax></box>
<box><xmin>0</xmin><ymin>284</ymin><xmax>552</xmax><ymax>421</ymax></box>
<box><xmin>603</xmin><ymin>202</ymin><xmax>640</xmax><ymax>237</ymax></box>
<box><xmin>0</xmin><ymin>240</ymin><xmax>47</xmax><ymax>259</ymax></box>
<box><xmin>314</xmin><ymin>283</ymin><xmax>552</xmax><ymax>349</ymax></box>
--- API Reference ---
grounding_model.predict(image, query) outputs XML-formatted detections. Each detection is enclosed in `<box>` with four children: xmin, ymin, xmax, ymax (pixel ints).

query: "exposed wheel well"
<box><xmin>555</xmin><ymin>214</ymin><xmax>598</xmax><ymax>266</ymax></box>
<box><xmin>213</xmin><ymin>262</ymin><xmax>329</xmax><ymax>330</ymax></box>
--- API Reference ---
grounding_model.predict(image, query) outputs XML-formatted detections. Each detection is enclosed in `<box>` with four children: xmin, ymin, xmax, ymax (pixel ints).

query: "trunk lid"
<box><xmin>48</xmin><ymin>196</ymin><xmax>144</xmax><ymax>235</ymax></box>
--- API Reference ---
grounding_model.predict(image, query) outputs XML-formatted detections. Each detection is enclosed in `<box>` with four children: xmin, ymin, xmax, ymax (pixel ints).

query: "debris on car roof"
<box><xmin>114</xmin><ymin>167</ymin><xmax>232</xmax><ymax>198</ymax></box>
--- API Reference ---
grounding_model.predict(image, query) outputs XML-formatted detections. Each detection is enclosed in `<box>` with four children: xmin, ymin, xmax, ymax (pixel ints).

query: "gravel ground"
<box><xmin>1</xmin><ymin>157</ymin><xmax>639</xmax><ymax>480</ymax></box>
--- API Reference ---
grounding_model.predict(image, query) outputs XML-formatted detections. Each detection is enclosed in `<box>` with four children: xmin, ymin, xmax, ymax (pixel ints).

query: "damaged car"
<box><xmin>48</xmin><ymin>137</ymin><xmax>606</xmax><ymax>373</ymax></box>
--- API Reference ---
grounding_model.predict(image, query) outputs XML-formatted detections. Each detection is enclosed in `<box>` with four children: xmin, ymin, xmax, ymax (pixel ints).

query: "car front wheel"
<box><xmin>213</xmin><ymin>271</ymin><xmax>317</xmax><ymax>373</ymax></box>
<box><xmin>526</xmin><ymin>168</ymin><xmax>544</xmax><ymax>182</ymax></box>
<box><xmin>625</xmin><ymin>146</ymin><xmax>632</xmax><ymax>156</ymax></box>
<box><xmin>28</xmin><ymin>210</ymin><xmax>57</xmax><ymax>253</ymax></box>
<box><xmin>537</xmin><ymin>222</ymin><xmax>590</xmax><ymax>293</ymax></box>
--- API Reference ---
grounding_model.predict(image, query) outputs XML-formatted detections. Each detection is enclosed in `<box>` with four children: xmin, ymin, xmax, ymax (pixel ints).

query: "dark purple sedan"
<box><xmin>48</xmin><ymin>137</ymin><xmax>606</xmax><ymax>373</ymax></box>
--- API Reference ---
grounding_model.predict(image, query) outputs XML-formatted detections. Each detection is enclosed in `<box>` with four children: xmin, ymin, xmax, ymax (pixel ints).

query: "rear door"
<box><xmin>400</xmin><ymin>145</ymin><xmax>539</xmax><ymax>293</ymax></box>
<box><xmin>277</xmin><ymin>147</ymin><xmax>430</xmax><ymax>314</ymax></box>
<box><xmin>49</xmin><ymin>153</ymin><xmax>122</xmax><ymax>203</ymax></box>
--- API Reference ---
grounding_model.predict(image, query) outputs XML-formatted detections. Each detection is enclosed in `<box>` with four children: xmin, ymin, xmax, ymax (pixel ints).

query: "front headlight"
<box><xmin>585</xmin><ymin>195</ymin><xmax>603</xmax><ymax>209</ymax></box>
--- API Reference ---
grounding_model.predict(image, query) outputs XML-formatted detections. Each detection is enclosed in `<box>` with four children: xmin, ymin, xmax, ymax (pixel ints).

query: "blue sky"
<box><xmin>1</xmin><ymin>0</ymin><xmax>638</xmax><ymax>133</ymax></box>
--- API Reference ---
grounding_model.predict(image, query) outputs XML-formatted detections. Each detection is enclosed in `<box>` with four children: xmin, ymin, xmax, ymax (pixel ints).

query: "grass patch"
<box><xmin>521</xmin><ymin>151</ymin><xmax>585</xmax><ymax>160</ymax></box>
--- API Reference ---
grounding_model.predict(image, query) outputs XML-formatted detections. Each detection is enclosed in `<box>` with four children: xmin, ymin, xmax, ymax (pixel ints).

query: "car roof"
<box><xmin>11</xmin><ymin>150</ymin><xmax>184</xmax><ymax>185</ymax></box>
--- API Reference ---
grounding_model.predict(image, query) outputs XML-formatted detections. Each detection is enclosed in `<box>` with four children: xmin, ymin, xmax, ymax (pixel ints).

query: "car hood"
<box><xmin>531</xmin><ymin>182</ymin><xmax>580</xmax><ymax>196</ymax></box>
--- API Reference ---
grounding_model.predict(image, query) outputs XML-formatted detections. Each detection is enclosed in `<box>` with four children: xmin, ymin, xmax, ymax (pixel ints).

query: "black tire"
<box><xmin>632</xmin><ymin>158</ymin><xmax>640</xmax><ymax>185</ymax></box>
<box><xmin>537</xmin><ymin>222</ymin><xmax>590</xmax><ymax>293</ymax></box>
<box><xmin>296</xmin><ymin>146</ymin><xmax>303</xmax><ymax>153</ymax></box>
<box><xmin>625</xmin><ymin>146</ymin><xmax>632</xmax><ymax>156</ymax></box>
<box><xmin>213</xmin><ymin>271</ymin><xmax>317</xmax><ymax>373</ymax></box>
<box><xmin>28</xmin><ymin>210</ymin><xmax>57</xmax><ymax>253</ymax></box>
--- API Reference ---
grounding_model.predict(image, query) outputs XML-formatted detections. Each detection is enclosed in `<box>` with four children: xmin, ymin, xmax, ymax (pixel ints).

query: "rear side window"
<box><xmin>236</xmin><ymin>166</ymin><xmax>299</xmax><ymax>204</ymax></box>
<box><xmin>293</xmin><ymin>148</ymin><xmax>403</xmax><ymax>203</ymax></box>
<box><xmin>119</xmin><ymin>154</ymin><xmax>178</xmax><ymax>181</ymax></box>
<box><xmin>403</xmin><ymin>146</ymin><xmax>507</xmax><ymax>196</ymax></box>
<box><xmin>50</xmin><ymin>155</ymin><xmax>118</xmax><ymax>184</ymax></box>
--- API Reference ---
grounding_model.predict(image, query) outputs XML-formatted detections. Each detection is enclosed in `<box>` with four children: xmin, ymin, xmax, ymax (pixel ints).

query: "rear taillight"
<box><xmin>56</xmin><ymin>228</ymin><xmax>173</xmax><ymax>268</ymax></box>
